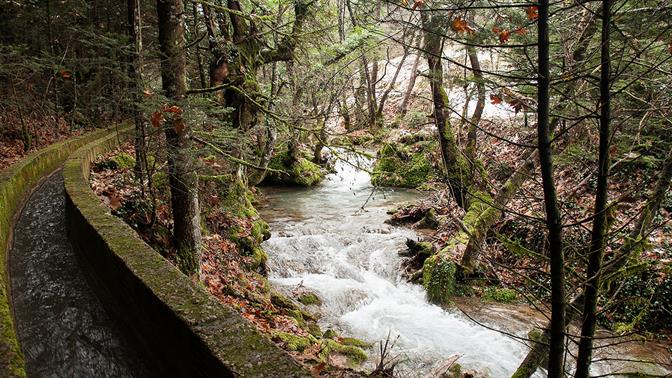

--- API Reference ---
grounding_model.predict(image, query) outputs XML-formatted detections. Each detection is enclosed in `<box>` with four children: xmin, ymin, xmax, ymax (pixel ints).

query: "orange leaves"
<box><xmin>526</xmin><ymin>5</ymin><xmax>539</xmax><ymax>21</ymax></box>
<box><xmin>452</xmin><ymin>18</ymin><xmax>475</xmax><ymax>34</ymax></box>
<box><xmin>498</xmin><ymin>29</ymin><xmax>511</xmax><ymax>43</ymax></box>
<box><xmin>491</xmin><ymin>26</ymin><xmax>511</xmax><ymax>44</ymax></box>
<box><xmin>490</xmin><ymin>94</ymin><xmax>503</xmax><ymax>105</ymax></box>
<box><xmin>58</xmin><ymin>68</ymin><xmax>72</xmax><ymax>80</ymax></box>
<box><xmin>151</xmin><ymin>104</ymin><xmax>185</xmax><ymax>133</ymax></box>
<box><xmin>151</xmin><ymin>111</ymin><xmax>164</xmax><ymax>128</ymax></box>
<box><xmin>162</xmin><ymin>104</ymin><xmax>183</xmax><ymax>115</ymax></box>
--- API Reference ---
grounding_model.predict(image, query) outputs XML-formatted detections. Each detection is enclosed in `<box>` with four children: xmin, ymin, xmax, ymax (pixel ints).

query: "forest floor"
<box><xmin>0</xmin><ymin>114</ymin><xmax>87</xmax><ymax>170</ymax></box>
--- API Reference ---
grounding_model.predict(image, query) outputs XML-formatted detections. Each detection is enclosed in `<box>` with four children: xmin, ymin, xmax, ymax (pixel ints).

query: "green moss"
<box><xmin>447</xmin><ymin>363</ymin><xmax>462</xmax><ymax>378</ymax></box>
<box><xmin>322</xmin><ymin>329</ymin><xmax>337</xmax><ymax>339</ymax></box>
<box><xmin>340</xmin><ymin>337</ymin><xmax>372</xmax><ymax>348</ymax></box>
<box><xmin>297</xmin><ymin>293</ymin><xmax>322</xmax><ymax>306</ymax></box>
<box><xmin>272</xmin><ymin>331</ymin><xmax>317</xmax><ymax>352</ymax></box>
<box><xmin>270</xmin><ymin>291</ymin><xmax>300</xmax><ymax>311</ymax></box>
<box><xmin>423</xmin><ymin>255</ymin><xmax>456</xmax><ymax>305</ymax></box>
<box><xmin>482</xmin><ymin>287</ymin><xmax>518</xmax><ymax>303</ymax></box>
<box><xmin>112</xmin><ymin>152</ymin><xmax>136</xmax><ymax>169</ymax></box>
<box><xmin>246</xmin><ymin>246</ymin><xmax>268</xmax><ymax>270</ymax></box>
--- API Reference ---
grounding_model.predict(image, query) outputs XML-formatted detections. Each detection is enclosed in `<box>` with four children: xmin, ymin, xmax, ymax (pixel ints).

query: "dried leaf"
<box><xmin>451</xmin><ymin>18</ymin><xmax>474</xmax><ymax>34</ymax></box>
<box><xmin>163</xmin><ymin>105</ymin><xmax>183</xmax><ymax>115</ymax></box>
<box><xmin>151</xmin><ymin>111</ymin><xmax>164</xmax><ymax>128</ymax></box>
<box><xmin>490</xmin><ymin>94</ymin><xmax>503</xmax><ymax>105</ymax></box>
<box><xmin>173</xmin><ymin>119</ymin><xmax>185</xmax><ymax>134</ymax></box>
<box><xmin>412</xmin><ymin>0</ymin><xmax>424</xmax><ymax>10</ymax></box>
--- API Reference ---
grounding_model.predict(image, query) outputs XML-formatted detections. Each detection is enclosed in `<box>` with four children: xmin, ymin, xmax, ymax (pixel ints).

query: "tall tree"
<box><xmin>537</xmin><ymin>1</ymin><xmax>566</xmax><ymax>376</ymax></box>
<box><xmin>421</xmin><ymin>8</ymin><xmax>471</xmax><ymax>209</ymax></box>
<box><xmin>574</xmin><ymin>1</ymin><xmax>612</xmax><ymax>375</ymax></box>
<box><xmin>157</xmin><ymin>0</ymin><xmax>203</xmax><ymax>276</ymax></box>
<box><xmin>127</xmin><ymin>0</ymin><xmax>147</xmax><ymax>185</ymax></box>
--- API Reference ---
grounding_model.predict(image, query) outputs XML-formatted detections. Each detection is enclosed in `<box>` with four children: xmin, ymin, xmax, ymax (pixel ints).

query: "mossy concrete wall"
<box><xmin>64</xmin><ymin>128</ymin><xmax>308</xmax><ymax>377</ymax></box>
<box><xmin>0</xmin><ymin>127</ymin><xmax>116</xmax><ymax>377</ymax></box>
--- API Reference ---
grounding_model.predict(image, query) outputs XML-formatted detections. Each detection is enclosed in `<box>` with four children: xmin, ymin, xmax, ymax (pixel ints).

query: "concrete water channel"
<box><xmin>9</xmin><ymin>170</ymin><xmax>150</xmax><ymax>377</ymax></box>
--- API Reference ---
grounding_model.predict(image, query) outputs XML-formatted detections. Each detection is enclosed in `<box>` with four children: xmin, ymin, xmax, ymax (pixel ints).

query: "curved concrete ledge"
<box><xmin>63</xmin><ymin>128</ymin><xmax>308</xmax><ymax>377</ymax></box>
<box><xmin>0</xmin><ymin>127</ymin><xmax>117</xmax><ymax>377</ymax></box>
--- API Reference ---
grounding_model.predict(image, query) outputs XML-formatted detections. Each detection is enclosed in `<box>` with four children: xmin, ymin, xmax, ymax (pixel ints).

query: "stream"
<box><xmin>261</xmin><ymin>153</ymin><xmax>672</xmax><ymax>377</ymax></box>
<box><xmin>260</xmin><ymin>154</ymin><xmax>530</xmax><ymax>377</ymax></box>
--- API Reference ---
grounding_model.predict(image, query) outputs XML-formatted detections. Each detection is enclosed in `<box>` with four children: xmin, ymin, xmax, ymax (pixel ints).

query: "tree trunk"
<box><xmin>465</xmin><ymin>45</ymin><xmax>484</xmax><ymax>163</ymax></box>
<box><xmin>574</xmin><ymin>1</ymin><xmax>611</xmax><ymax>375</ymax></box>
<box><xmin>421</xmin><ymin>11</ymin><xmax>470</xmax><ymax>209</ymax></box>
<box><xmin>537</xmin><ymin>2</ymin><xmax>566</xmax><ymax>376</ymax></box>
<box><xmin>157</xmin><ymin>0</ymin><xmax>203</xmax><ymax>276</ymax></box>
<box><xmin>128</xmin><ymin>0</ymin><xmax>146</xmax><ymax>186</ymax></box>
<box><xmin>399</xmin><ymin>50</ymin><xmax>421</xmax><ymax>116</ymax></box>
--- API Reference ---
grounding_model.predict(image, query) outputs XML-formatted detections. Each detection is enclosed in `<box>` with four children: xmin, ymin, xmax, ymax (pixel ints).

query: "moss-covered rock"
<box><xmin>297</xmin><ymin>292</ymin><xmax>322</xmax><ymax>306</ymax></box>
<box><xmin>423</xmin><ymin>255</ymin><xmax>457</xmax><ymax>305</ymax></box>
<box><xmin>265</xmin><ymin>150</ymin><xmax>326</xmax><ymax>187</ymax></box>
<box><xmin>371</xmin><ymin>141</ymin><xmax>437</xmax><ymax>188</ymax></box>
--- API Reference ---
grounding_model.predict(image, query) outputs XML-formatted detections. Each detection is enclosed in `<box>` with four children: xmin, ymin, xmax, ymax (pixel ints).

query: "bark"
<box><xmin>421</xmin><ymin>11</ymin><xmax>470</xmax><ymax>209</ymax></box>
<box><xmin>537</xmin><ymin>2</ymin><xmax>566</xmax><ymax>376</ymax></box>
<box><xmin>574</xmin><ymin>1</ymin><xmax>611</xmax><ymax>375</ymax></box>
<box><xmin>157</xmin><ymin>0</ymin><xmax>203</xmax><ymax>276</ymax></box>
<box><xmin>513</xmin><ymin>148</ymin><xmax>672</xmax><ymax>378</ymax></box>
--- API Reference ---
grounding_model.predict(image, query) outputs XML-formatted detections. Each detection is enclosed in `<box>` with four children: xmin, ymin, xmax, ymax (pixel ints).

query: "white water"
<box><xmin>260</xmin><ymin>155</ymin><xmax>529</xmax><ymax>377</ymax></box>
